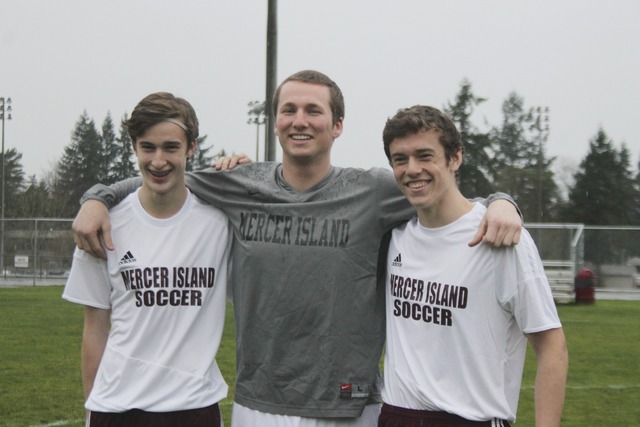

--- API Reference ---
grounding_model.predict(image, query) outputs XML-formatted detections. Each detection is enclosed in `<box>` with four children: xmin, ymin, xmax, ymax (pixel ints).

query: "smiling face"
<box><xmin>274</xmin><ymin>80</ymin><xmax>343</xmax><ymax>166</ymax></box>
<box><xmin>389</xmin><ymin>129</ymin><xmax>462</xmax><ymax>213</ymax></box>
<box><xmin>133</xmin><ymin>121</ymin><xmax>195</xmax><ymax>199</ymax></box>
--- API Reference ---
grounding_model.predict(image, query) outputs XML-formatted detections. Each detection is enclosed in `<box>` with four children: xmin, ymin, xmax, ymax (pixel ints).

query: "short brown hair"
<box><xmin>272</xmin><ymin>70</ymin><xmax>345</xmax><ymax>125</ymax></box>
<box><xmin>383</xmin><ymin>105</ymin><xmax>462</xmax><ymax>162</ymax></box>
<box><xmin>124</xmin><ymin>92</ymin><xmax>199</xmax><ymax>145</ymax></box>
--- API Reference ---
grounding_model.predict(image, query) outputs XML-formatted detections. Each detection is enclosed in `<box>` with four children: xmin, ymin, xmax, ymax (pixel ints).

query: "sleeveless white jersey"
<box><xmin>382</xmin><ymin>203</ymin><xmax>560</xmax><ymax>422</ymax></box>
<box><xmin>63</xmin><ymin>190</ymin><xmax>231</xmax><ymax>412</ymax></box>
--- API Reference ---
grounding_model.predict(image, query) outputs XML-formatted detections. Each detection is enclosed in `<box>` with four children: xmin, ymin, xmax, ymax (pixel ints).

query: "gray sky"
<box><xmin>1</xmin><ymin>0</ymin><xmax>639</xmax><ymax>184</ymax></box>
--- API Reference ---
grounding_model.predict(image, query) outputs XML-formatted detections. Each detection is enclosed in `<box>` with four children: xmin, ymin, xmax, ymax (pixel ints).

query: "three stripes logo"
<box><xmin>392</xmin><ymin>253</ymin><xmax>402</xmax><ymax>267</ymax></box>
<box><xmin>119</xmin><ymin>250</ymin><xmax>137</xmax><ymax>266</ymax></box>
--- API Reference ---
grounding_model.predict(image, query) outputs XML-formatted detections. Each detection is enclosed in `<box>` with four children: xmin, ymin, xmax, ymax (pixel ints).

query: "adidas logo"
<box><xmin>119</xmin><ymin>250</ymin><xmax>137</xmax><ymax>265</ymax></box>
<box><xmin>392</xmin><ymin>253</ymin><xmax>402</xmax><ymax>267</ymax></box>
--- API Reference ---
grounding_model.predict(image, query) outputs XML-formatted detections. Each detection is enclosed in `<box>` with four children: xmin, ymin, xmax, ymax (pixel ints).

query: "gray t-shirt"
<box><xmin>84</xmin><ymin>162</ymin><xmax>507</xmax><ymax>418</ymax></box>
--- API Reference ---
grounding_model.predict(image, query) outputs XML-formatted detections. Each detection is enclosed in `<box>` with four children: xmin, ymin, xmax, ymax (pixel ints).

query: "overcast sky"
<box><xmin>1</xmin><ymin>0</ymin><xmax>638</xmax><ymax>185</ymax></box>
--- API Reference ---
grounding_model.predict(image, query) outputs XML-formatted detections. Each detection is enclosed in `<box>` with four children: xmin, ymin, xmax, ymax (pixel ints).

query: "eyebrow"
<box><xmin>280</xmin><ymin>101</ymin><xmax>324</xmax><ymax>110</ymax></box>
<box><xmin>391</xmin><ymin>147</ymin><xmax>435</xmax><ymax>156</ymax></box>
<box><xmin>415</xmin><ymin>148</ymin><xmax>435</xmax><ymax>155</ymax></box>
<box><xmin>390</xmin><ymin>152</ymin><xmax>407</xmax><ymax>160</ymax></box>
<box><xmin>137</xmin><ymin>140</ymin><xmax>183</xmax><ymax>146</ymax></box>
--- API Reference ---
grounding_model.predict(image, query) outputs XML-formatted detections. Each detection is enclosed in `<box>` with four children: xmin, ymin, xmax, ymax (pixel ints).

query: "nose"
<box><xmin>406</xmin><ymin>156</ymin><xmax>422</xmax><ymax>175</ymax></box>
<box><xmin>151</xmin><ymin>149</ymin><xmax>167</xmax><ymax>167</ymax></box>
<box><xmin>292</xmin><ymin>110</ymin><xmax>307</xmax><ymax>128</ymax></box>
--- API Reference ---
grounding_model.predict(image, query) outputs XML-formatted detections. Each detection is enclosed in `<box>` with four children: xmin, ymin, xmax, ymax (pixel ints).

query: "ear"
<box><xmin>187</xmin><ymin>141</ymin><xmax>197</xmax><ymax>158</ymax></box>
<box><xmin>332</xmin><ymin>118</ymin><xmax>344</xmax><ymax>139</ymax></box>
<box><xmin>450</xmin><ymin>148</ymin><xmax>463</xmax><ymax>172</ymax></box>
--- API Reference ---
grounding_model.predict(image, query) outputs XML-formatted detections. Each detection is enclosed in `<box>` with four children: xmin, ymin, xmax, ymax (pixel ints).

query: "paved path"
<box><xmin>596</xmin><ymin>288</ymin><xmax>640</xmax><ymax>300</ymax></box>
<box><xmin>0</xmin><ymin>277</ymin><xmax>68</xmax><ymax>287</ymax></box>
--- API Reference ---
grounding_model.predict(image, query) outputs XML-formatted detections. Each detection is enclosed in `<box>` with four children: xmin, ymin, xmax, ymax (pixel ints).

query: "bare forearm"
<box><xmin>535</xmin><ymin>361</ymin><xmax>567</xmax><ymax>425</ymax></box>
<box><xmin>82</xmin><ymin>308</ymin><xmax>109</xmax><ymax>399</ymax></box>
<box><xmin>530</xmin><ymin>328</ymin><xmax>569</xmax><ymax>427</ymax></box>
<box><xmin>82</xmin><ymin>343</ymin><xmax>102</xmax><ymax>399</ymax></box>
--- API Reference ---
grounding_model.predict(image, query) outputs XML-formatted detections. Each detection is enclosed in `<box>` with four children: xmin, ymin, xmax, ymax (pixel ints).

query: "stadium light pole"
<box><xmin>0</xmin><ymin>97</ymin><xmax>12</xmax><ymax>275</ymax></box>
<box><xmin>264</xmin><ymin>0</ymin><xmax>277</xmax><ymax>161</ymax></box>
<box><xmin>247</xmin><ymin>101</ymin><xmax>266</xmax><ymax>161</ymax></box>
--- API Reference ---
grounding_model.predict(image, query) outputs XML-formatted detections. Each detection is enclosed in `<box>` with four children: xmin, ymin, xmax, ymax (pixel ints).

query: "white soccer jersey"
<box><xmin>63</xmin><ymin>190</ymin><xmax>231</xmax><ymax>413</ymax></box>
<box><xmin>382</xmin><ymin>203</ymin><xmax>561</xmax><ymax>422</ymax></box>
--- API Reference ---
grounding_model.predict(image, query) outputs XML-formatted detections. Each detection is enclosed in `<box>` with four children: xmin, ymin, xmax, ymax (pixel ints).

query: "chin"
<box><xmin>407</xmin><ymin>197</ymin><xmax>432</xmax><ymax>209</ymax></box>
<box><xmin>146</xmin><ymin>180</ymin><xmax>173</xmax><ymax>192</ymax></box>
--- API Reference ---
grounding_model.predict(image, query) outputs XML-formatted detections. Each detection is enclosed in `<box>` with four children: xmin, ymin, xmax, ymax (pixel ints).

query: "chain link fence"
<box><xmin>0</xmin><ymin>218</ymin><xmax>75</xmax><ymax>286</ymax></box>
<box><xmin>1</xmin><ymin>219</ymin><xmax>639</xmax><ymax>289</ymax></box>
<box><xmin>526</xmin><ymin>223</ymin><xmax>640</xmax><ymax>290</ymax></box>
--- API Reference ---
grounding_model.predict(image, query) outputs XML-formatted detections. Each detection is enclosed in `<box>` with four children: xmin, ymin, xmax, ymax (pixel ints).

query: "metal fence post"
<box><xmin>33</xmin><ymin>218</ymin><xmax>38</xmax><ymax>286</ymax></box>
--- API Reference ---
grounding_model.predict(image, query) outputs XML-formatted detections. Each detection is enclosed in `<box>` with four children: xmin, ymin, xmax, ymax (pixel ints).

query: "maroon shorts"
<box><xmin>89</xmin><ymin>402</ymin><xmax>221</xmax><ymax>427</ymax></box>
<box><xmin>378</xmin><ymin>403</ymin><xmax>511</xmax><ymax>427</ymax></box>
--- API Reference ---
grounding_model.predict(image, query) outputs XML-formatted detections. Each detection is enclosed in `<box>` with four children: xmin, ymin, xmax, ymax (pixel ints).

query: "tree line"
<box><xmin>2</xmin><ymin>80</ymin><xmax>639</xmax><ymax>224</ymax></box>
<box><xmin>444</xmin><ymin>79</ymin><xmax>638</xmax><ymax>225</ymax></box>
<box><xmin>4</xmin><ymin>111</ymin><xmax>222</xmax><ymax>218</ymax></box>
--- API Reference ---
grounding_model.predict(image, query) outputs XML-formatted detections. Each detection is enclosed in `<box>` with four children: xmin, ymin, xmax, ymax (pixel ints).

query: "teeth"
<box><xmin>291</xmin><ymin>135</ymin><xmax>311</xmax><ymax>140</ymax></box>
<box><xmin>407</xmin><ymin>181</ymin><xmax>427</xmax><ymax>189</ymax></box>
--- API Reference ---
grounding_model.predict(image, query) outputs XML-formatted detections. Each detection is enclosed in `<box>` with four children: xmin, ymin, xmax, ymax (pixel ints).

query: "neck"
<box><xmin>416</xmin><ymin>191</ymin><xmax>474</xmax><ymax>228</ymax></box>
<box><xmin>137</xmin><ymin>186</ymin><xmax>188</xmax><ymax>219</ymax></box>
<box><xmin>281</xmin><ymin>156</ymin><xmax>332</xmax><ymax>192</ymax></box>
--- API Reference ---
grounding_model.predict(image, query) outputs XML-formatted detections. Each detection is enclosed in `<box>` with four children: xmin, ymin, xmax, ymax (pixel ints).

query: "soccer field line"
<box><xmin>521</xmin><ymin>384</ymin><xmax>640</xmax><ymax>390</ymax></box>
<box><xmin>30</xmin><ymin>420</ymin><xmax>83</xmax><ymax>427</ymax></box>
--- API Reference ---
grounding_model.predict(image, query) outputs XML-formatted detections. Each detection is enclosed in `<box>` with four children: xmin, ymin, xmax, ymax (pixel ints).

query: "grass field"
<box><xmin>1</xmin><ymin>286</ymin><xmax>638</xmax><ymax>426</ymax></box>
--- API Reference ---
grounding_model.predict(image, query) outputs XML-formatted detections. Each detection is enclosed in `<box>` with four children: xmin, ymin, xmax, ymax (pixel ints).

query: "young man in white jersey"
<box><xmin>71</xmin><ymin>71</ymin><xmax>523</xmax><ymax>427</ymax></box>
<box><xmin>380</xmin><ymin>105</ymin><xmax>568</xmax><ymax>427</ymax></box>
<box><xmin>63</xmin><ymin>92</ymin><xmax>231</xmax><ymax>426</ymax></box>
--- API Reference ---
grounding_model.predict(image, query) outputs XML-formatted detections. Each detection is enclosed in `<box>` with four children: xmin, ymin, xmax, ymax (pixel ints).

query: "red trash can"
<box><xmin>574</xmin><ymin>268</ymin><xmax>596</xmax><ymax>304</ymax></box>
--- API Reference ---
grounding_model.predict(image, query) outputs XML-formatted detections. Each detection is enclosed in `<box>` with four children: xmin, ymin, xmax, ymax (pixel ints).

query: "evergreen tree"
<box><xmin>109</xmin><ymin>114</ymin><xmax>137</xmax><ymax>181</ymax></box>
<box><xmin>41</xmin><ymin>169</ymin><xmax>71</xmax><ymax>217</ymax></box>
<box><xmin>490</xmin><ymin>97</ymin><xmax>560</xmax><ymax>222</ymax></box>
<box><xmin>14</xmin><ymin>175</ymin><xmax>52</xmax><ymax>217</ymax></box>
<box><xmin>491</xmin><ymin>93</ymin><xmax>536</xmax><ymax>169</ymax></box>
<box><xmin>528</xmin><ymin>107</ymin><xmax>562</xmax><ymax>222</ymax></box>
<box><xmin>54</xmin><ymin>111</ymin><xmax>106</xmax><ymax>217</ymax></box>
<box><xmin>0</xmin><ymin>148</ymin><xmax>26</xmax><ymax>217</ymax></box>
<box><xmin>565</xmin><ymin>128</ymin><xmax>636</xmax><ymax>225</ymax></box>
<box><xmin>617</xmin><ymin>145</ymin><xmax>639</xmax><ymax>225</ymax></box>
<box><xmin>187</xmin><ymin>135</ymin><xmax>217</xmax><ymax>172</ymax></box>
<box><xmin>635</xmin><ymin>159</ymin><xmax>640</xmax><ymax>222</ymax></box>
<box><xmin>443</xmin><ymin>79</ymin><xmax>494</xmax><ymax>197</ymax></box>
<box><xmin>100</xmin><ymin>112</ymin><xmax>121</xmax><ymax>184</ymax></box>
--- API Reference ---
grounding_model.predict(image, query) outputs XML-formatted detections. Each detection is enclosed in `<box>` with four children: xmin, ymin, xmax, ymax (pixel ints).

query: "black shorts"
<box><xmin>89</xmin><ymin>402</ymin><xmax>221</xmax><ymax>427</ymax></box>
<box><xmin>378</xmin><ymin>403</ymin><xmax>510</xmax><ymax>427</ymax></box>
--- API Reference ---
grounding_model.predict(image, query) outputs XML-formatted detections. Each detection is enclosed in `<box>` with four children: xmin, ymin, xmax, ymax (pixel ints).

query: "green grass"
<box><xmin>1</xmin><ymin>286</ymin><xmax>638</xmax><ymax>426</ymax></box>
<box><xmin>519</xmin><ymin>300</ymin><xmax>640</xmax><ymax>426</ymax></box>
<box><xmin>0</xmin><ymin>286</ymin><xmax>236</xmax><ymax>427</ymax></box>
